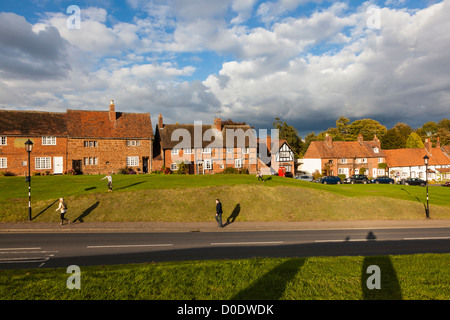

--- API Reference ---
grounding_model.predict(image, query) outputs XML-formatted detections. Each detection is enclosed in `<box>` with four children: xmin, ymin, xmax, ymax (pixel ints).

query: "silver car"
<box><xmin>295</xmin><ymin>174</ymin><xmax>314</xmax><ymax>182</ymax></box>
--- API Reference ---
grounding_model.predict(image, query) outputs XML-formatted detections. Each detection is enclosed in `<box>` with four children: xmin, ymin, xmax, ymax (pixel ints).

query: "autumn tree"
<box><xmin>405</xmin><ymin>132</ymin><xmax>425</xmax><ymax>148</ymax></box>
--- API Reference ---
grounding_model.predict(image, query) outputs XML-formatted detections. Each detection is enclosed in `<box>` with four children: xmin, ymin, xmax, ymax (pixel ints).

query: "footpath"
<box><xmin>1</xmin><ymin>219</ymin><xmax>450</xmax><ymax>233</ymax></box>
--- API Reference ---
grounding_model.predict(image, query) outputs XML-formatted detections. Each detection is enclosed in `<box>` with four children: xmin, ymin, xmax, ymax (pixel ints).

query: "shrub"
<box><xmin>222</xmin><ymin>167</ymin><xmax>239</xmax><ymax>174</ymax></box>
<box><xmin>176</xmin><ymin>162</ymin><xmax>189</xmax><ymax>175</ymax></box>
<box><xmin>312</xmin><ymin>170</ymin><xmax>323</xmax><ymax>180</ymax></box>
<box><xmin>338</xmin><ymin>174</ymin><xmax>346</xmax><ymax>181</ymax></box>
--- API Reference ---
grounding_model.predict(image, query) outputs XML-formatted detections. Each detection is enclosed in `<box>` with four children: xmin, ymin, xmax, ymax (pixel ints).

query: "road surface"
<box><xmin>1</xmin><ymin>227</ymin><xmax>449</xmax><ymax>269</ymax></box>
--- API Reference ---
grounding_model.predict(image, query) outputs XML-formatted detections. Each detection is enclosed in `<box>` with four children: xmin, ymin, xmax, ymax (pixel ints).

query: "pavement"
<box><xmin>1</xmin><ymin>219</ymin><xmax>450</xmax><ymax>233</ymax></box>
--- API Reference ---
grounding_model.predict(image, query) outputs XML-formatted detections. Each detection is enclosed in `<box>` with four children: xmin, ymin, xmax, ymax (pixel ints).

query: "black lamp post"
<box><xmin>423</xmin><ymin>155</ymin><xmax>430</xmax><ymax>219</ymax></box>
<box><xmin>25</xmin><ymin>139</ymin><xmax>33</xmax><ymax>221</ymax></box>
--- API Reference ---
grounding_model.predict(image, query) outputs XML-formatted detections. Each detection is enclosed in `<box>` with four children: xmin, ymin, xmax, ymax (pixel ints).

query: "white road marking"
<box><xmin>87</xmin><ymin>244</ymin><xmax>174</xmax><ymax>249</ymax></box>
<box><xmin>0</xmin><ymin>247</ymin><xmax>41</xmax><ymax>251</ymax></box>
<box><xmin>211</xmin><ymin>241</ymin><xmax>284</xmax><ymax>246</ymax></box>
<box><xmin>403</xmin><ymin>237</ymin><xmax>450</xmax><ymax>240</ymax></box>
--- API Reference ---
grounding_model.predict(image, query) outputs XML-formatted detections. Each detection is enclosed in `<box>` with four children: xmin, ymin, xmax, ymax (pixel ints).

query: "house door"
<box><xmin>53</xmin><ymin>157</ymin><xmax>63</xmax><ymax>174</ymax></box>
<box><xmin>72</xmin><ymin>160</ymin><xmax>82</xmax><ymax>174</ymax></box>
<box><xmin>142</xmin><ymin>157</ymin><xmax>149</xmax><ymax>173</ymax></box>
<box><xmin>197</xmin><ymin>162</ymin><xmax>203</xmax><ymax>174</ymax></box>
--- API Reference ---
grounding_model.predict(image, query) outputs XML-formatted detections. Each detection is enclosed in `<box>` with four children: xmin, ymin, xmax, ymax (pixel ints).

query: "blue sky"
<box><xmin>0</xmin><ymin>0</ymin><xmax>449</xmax><ymax>136</ymax></box>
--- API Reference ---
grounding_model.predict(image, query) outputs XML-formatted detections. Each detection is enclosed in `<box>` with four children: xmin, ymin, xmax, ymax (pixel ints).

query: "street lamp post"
<box><xmin>25</xmin><ymin>139</ymin><xmax>33</xmax><ymax>221</ymax></box>
<box><xmin>423</xmin><ymin>155</ymin><xmax>430</xmax><ymax>219</ymax></box>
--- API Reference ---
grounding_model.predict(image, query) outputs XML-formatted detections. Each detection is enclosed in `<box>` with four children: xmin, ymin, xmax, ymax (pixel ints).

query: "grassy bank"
<box><xmin>1</xmin><ymin>174</ymin><xmax>449</xmax><ymax>222</ymax></box>
<box><xmin>1</xmin><ymin>254</ymin><xmax>448</xmax><ymax>300</ymax></box>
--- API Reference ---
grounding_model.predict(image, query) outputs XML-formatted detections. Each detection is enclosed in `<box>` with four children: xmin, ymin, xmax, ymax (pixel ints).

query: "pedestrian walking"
<box><xmin>215</xmin><ymin>199</ymin><xmax>223</xmax><ymax>228</ymax></box>
<box><xmin>55</xmin><ymin>197</ymin><xmax>70</xmax><ymax>225</ymax></box>
<box><xmin>257</xmin><ymin>170</ymin><xmax>264</xmax><ymax>182</ymax></box>
<box><xmin>101</xmin><ymin>172</ymin><xmax>113</xmax><ymax>191</ymax></box>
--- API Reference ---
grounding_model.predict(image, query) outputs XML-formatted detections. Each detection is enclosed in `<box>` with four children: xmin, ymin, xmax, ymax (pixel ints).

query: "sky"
<box><xmin>0</xmin><ymin>0</ymin><xmax>449</xmax><ymax>137</ymax></box>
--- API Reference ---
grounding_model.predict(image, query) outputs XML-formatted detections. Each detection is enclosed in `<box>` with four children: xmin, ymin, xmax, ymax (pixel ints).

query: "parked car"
<box><xmin>343</xmin><ymin>174</ymin><xmax>369</xmax><ymax>184</ymax></box>
<box><xmin>320</xmin><ymin>176</ymin><xmax>342</xmax><ymax>184</ymax></box>
<box><xmin>442</xmin><ymin>181</ymin><xmax>450</xmax><ymax>187</ymax></box>
<box><xmin>371</xmin><ymin>176</ymin><xmax>395</xmax><ymax>184</ymax></box>
<box><xmin>401</xmin><ymin>178</ymin><xmax>427</xmax><ymax>186</ymax></box>
<box><xmin>295</xmin><ymin>174</ymin><xmax>314</xmax><ymax>182</ymax></box>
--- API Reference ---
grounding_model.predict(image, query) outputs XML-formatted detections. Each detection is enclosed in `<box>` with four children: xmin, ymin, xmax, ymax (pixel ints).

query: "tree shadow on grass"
<box><xmin>362</xmin><ymin>256</ymin><xmax>402</xmax><ymax>300</ymax></box>
<box><xmin>231</xmin><ymin>258</ymin><xmax>306</xmax><ymax>300</ymax></box>
<box><xmin>73</xmin><ymin>201</ymin><xmax>100</xmax><ymax>223</ymax></box>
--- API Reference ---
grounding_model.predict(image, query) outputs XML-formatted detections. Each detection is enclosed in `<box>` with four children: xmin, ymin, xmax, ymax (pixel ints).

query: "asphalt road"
<box><xmin>1</xmin><ymin>227</ymin><xmax>449</xmax><ymax>270</ymax></box>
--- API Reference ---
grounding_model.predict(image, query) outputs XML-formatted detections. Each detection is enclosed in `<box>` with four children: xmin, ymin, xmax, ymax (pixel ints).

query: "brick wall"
<box><xmin>67</xmin><ymin>138</ymin><xmax>152</xmax><ymax>174</ymax></box>
<box><xmin>0</xmin><ymin>136</ymin><xmax>68</xmax><ymax>176</ymax></box>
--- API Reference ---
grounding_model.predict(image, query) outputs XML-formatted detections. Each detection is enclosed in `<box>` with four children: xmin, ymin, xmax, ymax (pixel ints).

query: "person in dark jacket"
<box><xmin>215</xmin><ymin>199</ymin><xmax>223</xmax><ymax>228</ymax></box>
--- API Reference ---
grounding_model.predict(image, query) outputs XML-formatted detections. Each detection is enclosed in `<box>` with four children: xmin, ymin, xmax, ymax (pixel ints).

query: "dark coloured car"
<box><xmin>442</xmin><ymin>181</ymin><xmax>450</xmax><ymax>187</ymax></box>
<box><xmin>320</xmin><ymin>176</ymin><xmax>342</xmax><ymax>184</ymax></box>
<box><xmin>371</xmin><ymin>176</ymin><xmax>395</xmax><ymax>184</ymax></box>
<box><xmin>344</xmin><ymin>174</ymin><xmax>369</xmax><ymax>184</ymax></box>
<box><xmin>403</xmin><ymin>178</ymin><xmax>426</xmax><ymax>186</ymax></box>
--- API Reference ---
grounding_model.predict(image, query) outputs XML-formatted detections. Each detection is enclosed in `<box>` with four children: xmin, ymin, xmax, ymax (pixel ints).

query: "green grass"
<box><xmin>1</xmin><ymin>254</ymin><xmax>449</xmax><ymax>300</ymax></box>
<box><xmin>1</xmin><ymin>174</ymin><xmax>449</xmax><ymax>222</ymax></box>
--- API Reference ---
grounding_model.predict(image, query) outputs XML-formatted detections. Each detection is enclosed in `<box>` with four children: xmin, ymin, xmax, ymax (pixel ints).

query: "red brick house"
<box><xmin>0</xmin><ymin>110</ymin><xmax>68</xmax><ymax>176</ymax></box>
<box><xmin>301</xmin><ymin>134</ymin><xmax>386</xmax><ymax>178</ymax></box>
<box><xmin>153</xmin><ymin>114</ymin><xmax>258</xmax><ymax>174</ymax></box>
<box><xmin>0</xmin><ymin>101</ymin><xmax>154</xmax><ymax>176</ymax></box>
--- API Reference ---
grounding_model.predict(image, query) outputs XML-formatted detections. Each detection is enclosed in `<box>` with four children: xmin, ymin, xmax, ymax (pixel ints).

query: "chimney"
<box><xmin>325</xmin><ymin>133</ymin><xmax>333</xmax><ymax>148</ymax></box>
<box><xmin>436</xmin><ymin>137</ymin><xmax>440</xmax><ymax>148</ymax></box>
<box><xmin>425</xmin><ymin>138</ymin><xmax>432</xmax><ymax>152</ymax></box>
<box><xmin>266</xmin><ymin>135</ymin><xmax>272</xmax><ymax>152</ymax></box>
<box><xmin>214</xmin><ymin>117</ymin><xmax>221</xmax><ymax>131</ymax></box>
<box><xmin>158</xmin><ymin>113</ymin><xmax>163</xmax><ymax>129</ymax></box>
<box><xmin>109</xmin><ymin>100</ymin><xmax>116</xmax><ymax>123</ymax></box>
<box><xmin>373</xmin><ymin>134</ymin><xmax>380</xmax><ymax>145</ymax></box>
<box><xmin>357</xmin><ymin>134</ymin><xmax>364</xmax><ymax>145</ymax></box>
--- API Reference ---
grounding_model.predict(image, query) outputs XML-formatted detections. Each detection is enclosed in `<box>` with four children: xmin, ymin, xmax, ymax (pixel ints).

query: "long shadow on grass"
<box><xmin>362</xmin><ymin>256</ymin><xmax>402</xmax><ymax>300</ymax></box>
<box><xmin>73</xmin><ymin>201</ymin><xmax>100</xmax><ymax>223</ymax></box>
<box><xmin>32</xmin><ymin>199</ymin><xmax>59</xmax><ymax>221</ymax></box>
<box><xmin>114</xmin><ymin>181</ymin><xmax>145</xmax><ymax>191</ymax></box>
<box><xmin>231</xmin><ymin>258</ymin><xmax>306</xmax><ymax>300</ymax></box>
<box><xmin>224</xmin><ymin>204</ymin><xmax>241</xmax><ymax>227</ymax></box>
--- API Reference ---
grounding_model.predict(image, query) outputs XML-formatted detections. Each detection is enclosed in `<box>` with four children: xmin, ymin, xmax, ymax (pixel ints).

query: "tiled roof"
<box><xmin>158</xmin><ymin>123</ymin><xmax>256</xmax><ymax>149</ymax></box>
<box><xmin>66</xmin><ymin>109</ymin><xmax>153</xmax><ymax>139</ymax></box>
<box><xmin>0</xmin><ymin>110</ymin><xmax>67</xmax><ymax>136</ymax></box>
<box><xmin>303</xmin><ymin>139</ymin><xmax>384</xmax><ymax>159</ymax></box>
<box><xmin>384</xmin><ymin>148</ymin><xmax>450</xmax><ymax>167</ymax></box>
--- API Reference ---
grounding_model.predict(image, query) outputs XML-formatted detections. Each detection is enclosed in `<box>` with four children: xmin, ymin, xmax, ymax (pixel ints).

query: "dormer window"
<box><xmin>373</xmin><ymin>147</ymin><xmax>379</xmax><ymax>153</ymax></box>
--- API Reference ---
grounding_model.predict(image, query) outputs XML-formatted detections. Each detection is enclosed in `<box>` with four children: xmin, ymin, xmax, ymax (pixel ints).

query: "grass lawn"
<box><xmin>1</xmin><ymin>174</ymin><xmax>449</xmax><ymax>222</ymax></box>
<box><xmin>1</xmin><ymin>254</ymin><xmax>449</xmax><ymax>300</ymax></box>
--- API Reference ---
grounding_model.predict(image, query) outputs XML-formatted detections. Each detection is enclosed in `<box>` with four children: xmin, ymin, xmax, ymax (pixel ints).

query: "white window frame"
<box><xmin>340</xmin><ymin>158</ymin><xmax>347</xmax><ymax>164</ymax></box>
<box><xmin>362</xmin><ymin>158</ymin><xmax>367</xmax><ymax>163</ymax></box>
<box><xmin>0</xmin><ymin>137</ymin><xmax>6</xmax><ymax>146</ymax></box>
<box><xmin>235</xmin><ymin>158</ymin><xmax>242</xmax><ymax>168</ymax></box>
<box><xmin>170</xmin><ymin>163</ymin><xmax>178</xmax><ymax>171</ymax></box>
<box><xmin>84</xmin><ymin>141</ymin><xmax>98</xmax><ymax>147</ymax></box>
<box><xmin>184</xmin><ymin>148</ymin><xmax>193</xmax><ymax>154</ymax></box>
<box><xmin>0</xmin><ymin>158</ymin><xmax>7</xmax><ymax>168</ymax></box>
<box><xmin>84</xmin><ymin>157</ymin><xmax>98</xmax><ymax>165</ymax></box>
<box><xmin>378</xmin><ymin>158</ymin><xmax>384</xmax><ymax>163</ymax></box>
<box><xmin>126</xmin><ymin>140</ymin><xmax>140</xmax><ymax>147</ymax></box>
<box><xmin>126</xmin><ymin>156</ymin><xmax>139</xmax><ymax>167</ymax></box>
<box><xmin>204</xmin><ymin>159</ymin><xmax>212</xmax><ymax>170</ymax></box>
<box><xmin>171</xmin><ymin>148</ymin><xmax>179</xmax><ymax>155</ymax></box>
<box><xmin>35</xmin><ymin>157</ymin><xmax>51</xmax><ymax>170</ymax></box>
<box><xmin>227</xmin><ymin>148</ymin><xmax>233</xmax><ymax>154</ymax></box>
<box><xmin>241</xmin><ymin>147</ymin><xmax>249</xmax><ymax>154</ymax></box>
<box><xmin>202</xmin><ymin>147</ymin><xmax>212</xmax><ymax>154</ymax></box>
<box><xmin>42</xmin><ymin>136</ymin><xmax>56</xmax><ymax>145</ymax></box>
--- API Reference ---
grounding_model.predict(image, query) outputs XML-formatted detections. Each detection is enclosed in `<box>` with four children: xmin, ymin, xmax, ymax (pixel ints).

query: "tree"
<box><xmin>347</xmin><ymin>119</ymin><xmax>387</xmax><ymax>141</ymax></box>
<box><xmin>336</xmin><ymin>116</ymin><xmax>350</xmax><ymax>137</ymax></box>
<box><xmin>273</xmin><ymin>118</ymin><xmax>306</xmax><ymax>157</ymax></box>
<box><xmin>304</xmin><ymin>132</ymin><xmax>318</xmax><ymax>151</ymax></box>
<box><xmin>380</xmin><ymin>122</ymin><xmax>412</xmax><ymax>149</ymax></box>
<box><xmin>405</xmin><ymin>132</ymin><xmax>425</xmax><ymax>148</ymax></box>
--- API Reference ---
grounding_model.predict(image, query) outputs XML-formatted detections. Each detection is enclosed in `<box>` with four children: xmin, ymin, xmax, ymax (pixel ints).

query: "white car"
<box><xmin>295</xmin><ymin>174</ymin><xmax>314</xmax><ymax>182</ymax></box>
